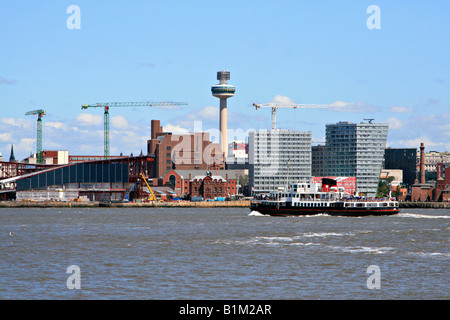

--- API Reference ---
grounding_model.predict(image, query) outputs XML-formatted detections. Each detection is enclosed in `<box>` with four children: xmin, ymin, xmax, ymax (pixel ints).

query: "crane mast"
<box><xmin>25</xmin><ymin>109</ymin><xmax>46</xmax><ymax>164</ymax></box>
<box><xmin>253</xmin><ymin>103</ymin><xmax>329</xmax><ymax>130</ymax></box>
<box><xmin>81</xmin><ymin>101</ymin><xmax>188</xmax><ymax>159</ymax></box>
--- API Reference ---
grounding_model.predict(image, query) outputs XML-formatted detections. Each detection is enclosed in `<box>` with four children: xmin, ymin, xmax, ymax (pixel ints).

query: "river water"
<box><xmin>0</xmin><ymin>207</ymin><xmax>448</xmax><ymax>300</ymax></box>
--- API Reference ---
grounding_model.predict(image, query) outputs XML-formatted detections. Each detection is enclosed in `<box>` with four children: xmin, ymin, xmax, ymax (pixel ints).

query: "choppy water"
<box><xmin>0</xmin><ymin>207</ymin><xmax>448</xmax><ymax>299</ymax></box>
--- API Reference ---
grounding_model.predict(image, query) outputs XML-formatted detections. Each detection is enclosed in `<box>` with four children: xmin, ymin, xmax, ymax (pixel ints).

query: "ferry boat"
<box><xmin>250</xmin><ymin>178</ymin><xmax>399</xmax><ymax>217</ymax></box>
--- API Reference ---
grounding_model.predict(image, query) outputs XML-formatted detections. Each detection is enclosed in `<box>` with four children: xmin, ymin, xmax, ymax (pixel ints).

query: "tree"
<box><xmin>377</xmin><ymin>176</ymin><xmax>395</xmax><ymax>198</ymax></box>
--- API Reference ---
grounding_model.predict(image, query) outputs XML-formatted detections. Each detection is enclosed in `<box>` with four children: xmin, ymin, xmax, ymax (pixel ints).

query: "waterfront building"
<box><xmin>189</xmin><ymin>171</ymin><xmax>231</xmax><ymax>200</ymax></box>
<box><xmin>312</xmin><ymin>145</ymin><xmax>327</xmax><ymax>176</ymax></box>
<box><xmin>325</xmin><ymin>121</ymin><xmax>389</xmax><ymax>197</ymax></box>
<box><xmin>0</xmin><ymin>156</ymin><xmax>153</xmax><ymax>202</ymax></box>
<box><xmin>249</xmin><ymin>129</ymin><xmax>312</xmax><ymax>193</ymax></box>
<box><xmin>421</xmin><ymin>151</ymin><xmax>450</xmax><ymax>172</ymax></box>
<box><xmin>311</xmin><ymin>176</ymin><xmax>356</xmax><ymax>195</ymax></box>
<box><xmin>157</xmin><ymin>168</ymin><xmax>241</xmax><ymax>198</ymax></box>
<box><xmin>227</xmin><ymin>140</ymin><xmax>248</xmax><ymax>164</ymax></box>
<box><xmin>147</xmin><ymin>120</ymin><xmax>224</xmax><ymax>178</ymax></box>
<box><xmin>384</xmin><ymin>148</ymin><xmax>417</xmax><ymax>189</ymax></box>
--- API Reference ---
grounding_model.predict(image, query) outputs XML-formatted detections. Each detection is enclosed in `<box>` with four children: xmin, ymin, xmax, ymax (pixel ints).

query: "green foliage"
<box><xmin>377</xmin><ymin>179</ymin><xmax>390</xmax><ymax>197</ymax></box>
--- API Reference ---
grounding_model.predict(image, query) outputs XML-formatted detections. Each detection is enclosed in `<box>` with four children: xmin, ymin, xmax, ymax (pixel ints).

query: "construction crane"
<box><xmin>253</xmin><ymin>102</ymin><xmax>329</xmax><ymax>130</ymax></box>
<box><xmin>25</xmin><ymin>109</ymin><xmax>46</xmax><ymax>164</ymax></box>
<box><xmin>81</xmin><ymin>101</ymin><xmax>188</xmax><ymax>159</ymax></box>
<box><xmin>140</xmin><ymin>173</ymin><xmax>156</xmax><ymax>201</ymax></box>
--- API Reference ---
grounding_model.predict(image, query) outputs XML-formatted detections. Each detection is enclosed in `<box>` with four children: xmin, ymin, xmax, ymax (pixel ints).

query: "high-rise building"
<box><xmin>312</xmin><ymin>145</ymin><xmax>327</xmax><ymax>176</ymax></box>
<box><xmin>384</xmin><ymin>148</ymin><xmax>417</xmax><ymax>189</ymax></box>
<box><xmin>325</xmin><ymin>121</ymin><xmax>388</xmax><ymax>197</ymax></box>
<box><xmin>249</xmin><ymin>129</ymin><xmax>312</xmax><ymax>193</ymax></box>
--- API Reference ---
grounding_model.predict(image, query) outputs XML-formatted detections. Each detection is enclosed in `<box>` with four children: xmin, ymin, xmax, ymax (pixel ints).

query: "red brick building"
<box><xmin>190</xmin><ymin>172</ymin><xmax>230</xmax><ymax>200</ymax></box>
<box><xmin>411</xmin><ymin>143</ymin><xmax>450</xmax><ymax>202</ymax></box>
<box><xmin>157</xmin><ymin>169</ymin><xmax>239</xmax><ymax>199</ymax></box>
<box><xmin>147</xmin><ymin>120</ymin><xmax>224</xmax><ymax>178</ymax></box>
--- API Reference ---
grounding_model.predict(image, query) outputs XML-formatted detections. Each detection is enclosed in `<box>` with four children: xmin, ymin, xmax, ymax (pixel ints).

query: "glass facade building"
<box><xmin>16</xmin><ymin>162</ymin><xmax>129</xmax><ymax>191</ymax></box>
<box><xmin>249</xmin><ymin>129</ymin><xmax>312</xmax><ymax>193</ymax></box>
<box><xmin>325</xmin><ymin>121</ymin><xmax>389</xmax><ymax>197</ymax></box>
<box><xmin>384</xmin><ymin>148</ymin><xmax>417</xmax><ymax>188</ymax></box>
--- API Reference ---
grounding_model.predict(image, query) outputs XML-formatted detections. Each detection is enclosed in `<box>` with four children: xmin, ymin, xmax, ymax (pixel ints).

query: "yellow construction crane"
<box><xmin>253</xmin><ymin>102</ymin><xmax>329</xmax><ymax>130</ymax></box>
<box><xmin>140</xmin><ymin>173</ymin><xmax>156</xmax><ymax>201</ymax></box>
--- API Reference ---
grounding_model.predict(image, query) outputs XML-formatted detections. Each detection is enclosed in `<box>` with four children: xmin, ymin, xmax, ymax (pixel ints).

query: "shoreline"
<box><xmin>0</xmin><ymin>200</ymin><xmax>251</xmax><ymax>208</ymax></box>
<box><xmin>0</xmin><ymin>200</ymin><xmax>449</xmax><ymax>209</ymax></box>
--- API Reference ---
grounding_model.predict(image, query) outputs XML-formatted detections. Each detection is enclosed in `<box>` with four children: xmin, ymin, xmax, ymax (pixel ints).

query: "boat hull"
<box><xmin>250</xmin><ymin>202</ymin><xmax>399</xmax><ymax>217</ymax></box>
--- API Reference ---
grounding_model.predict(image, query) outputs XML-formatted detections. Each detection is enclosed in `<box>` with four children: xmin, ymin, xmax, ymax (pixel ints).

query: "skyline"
<box><xmin>1</xmin><ymin>1</ymin><xmax>449</xmax><ymax>160</ymax></box>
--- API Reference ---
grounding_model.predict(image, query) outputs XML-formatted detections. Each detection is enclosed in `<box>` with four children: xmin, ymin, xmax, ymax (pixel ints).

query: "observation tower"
<box><xmin>211</xmin><ymin>71</ymin><xmax>235</xmax><ymax>158</ymax></box>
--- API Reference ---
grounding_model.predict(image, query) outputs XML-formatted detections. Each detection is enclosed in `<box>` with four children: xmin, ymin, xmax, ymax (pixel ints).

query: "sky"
<box><xmin>0</xmin><ymin>0</ymin><xmax>449</xmax><ymax>161</ymax></box>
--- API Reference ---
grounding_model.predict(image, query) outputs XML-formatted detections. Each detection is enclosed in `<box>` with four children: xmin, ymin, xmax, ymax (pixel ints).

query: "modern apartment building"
<box><xmin>325</xmin><ymin>121</ymin><xmax>389</xmax><ymax>197</ymax></box>
<box><xmin>312</xmin><ymin>144</ymin><xmax>327</xmax><ymax>176</ymax></box>
<box><xmin>249</xmin><ymin>129</ymin><xmax>312</xmax><ymax>193</ymax></box>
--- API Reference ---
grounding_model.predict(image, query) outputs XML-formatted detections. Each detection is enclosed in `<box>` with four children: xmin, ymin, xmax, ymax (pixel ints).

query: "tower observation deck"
<box><xmin>211</xmin><ymin>71</ymin><xmax>235</xmax><ymax>158</ymax></box>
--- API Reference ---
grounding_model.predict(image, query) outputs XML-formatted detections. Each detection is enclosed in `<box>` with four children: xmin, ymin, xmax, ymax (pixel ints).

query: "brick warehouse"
<box><xmin>147</xmin><ymin>120</ymin><xmax>224</xmax><ymax>179</ymax></box>
<box><xmin>157</xmin><ymin>169</ymin><xmax>239</xmax><ymax>199</ymax></box>
<box><xmin>189</xmin><ymin>171</ymin><xmax>231</xmax><ymax>200</ymax></box>
<box><xmin>411</xmin><ymin>143</ymin><xmax>450</xmax><ymax>202</ymax></box>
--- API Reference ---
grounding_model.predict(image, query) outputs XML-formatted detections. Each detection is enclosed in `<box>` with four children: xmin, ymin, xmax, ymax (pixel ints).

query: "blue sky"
<box><xmin>1</xmin><ymin>0</ymin><xmax>449</xmax><ymax>160</ymax></box>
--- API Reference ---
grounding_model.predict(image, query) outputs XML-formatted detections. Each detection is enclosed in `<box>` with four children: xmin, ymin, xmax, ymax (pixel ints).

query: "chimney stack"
<box><xmin>420</xmin><ymin>142</ymin><xmax>425</xmax><ymax>184</ymax></box>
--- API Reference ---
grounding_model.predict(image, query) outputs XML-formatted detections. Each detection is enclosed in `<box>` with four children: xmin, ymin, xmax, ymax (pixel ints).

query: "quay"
<box><xmin>0</xmin><ymin>200</ymin><xmax>251</xmax><ymax>208</ymax></box>
<box><xmin>399</xmin><ymin>202</ymin><xmax>450</xmax><ymax>209</ymax></box>
<box><xmin>0</xmin><ymin>200</ymin><xmax>449</xmax><ymax>209</ymax></box>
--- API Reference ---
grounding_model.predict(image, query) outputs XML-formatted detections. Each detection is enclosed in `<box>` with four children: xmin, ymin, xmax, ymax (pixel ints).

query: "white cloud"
<box><xmin>1</xmin><ymin>118</ymin><xmax>32</xmax><ymax>128</ymax></box>
<box><xmin>164</xmin><ymin>123</ymin><xmax>190</xmax><ymax>134</ymax></box>
<box><xmin>270</xmin><ymin>94</ymin><xmax>295</xmax><ymax>104</ymax></box>
<box><xmin>398</xmin><ymin>136</ymin><xmax>440</xmax><ymax>149</ymax></box>
<box><xmin>171</xmin><ymin>106</ymin><xmax>219</xmax><ymax>129</ymax></box>
<box><xmin>45</xmin><ymin>121</ymin><xmax>68</xmax><ymax>131</ymax></box>
<box><xmin>386</xmin><ymin>117</ymin><xmax>404</xmax><ymax>130</ymax></box>
<box><xmin>389</xmin><ymin>106</ymin><xmax>412</xmax><ymax>114</ymax></box>
<box><xmin>329</xmin><ymin>101</ymin><xmax>380</xmax><ymax>113</ymax></box>
<box><xmin>111</xmin><ymin>115</ymin><xmax>129</xmax><ymax>130</ymax></box>
<box><xmin>0</xmin><ymin>133</ymin><xmax>12</xmax><ymax>142</ymax></box>
<box><xmin>75</xmin><ymin>113</ymin><xmax>103</xmax><ymax>127</ymax></box>
<box><xmin>197</xmin><ymin>106</ymin><xmax>219</xmax><ymax>120</ymax></box>
<box><xmin>17</xmin><ymin>138</ymin><xmax>36</xmax><ymax>155</ymax></box>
